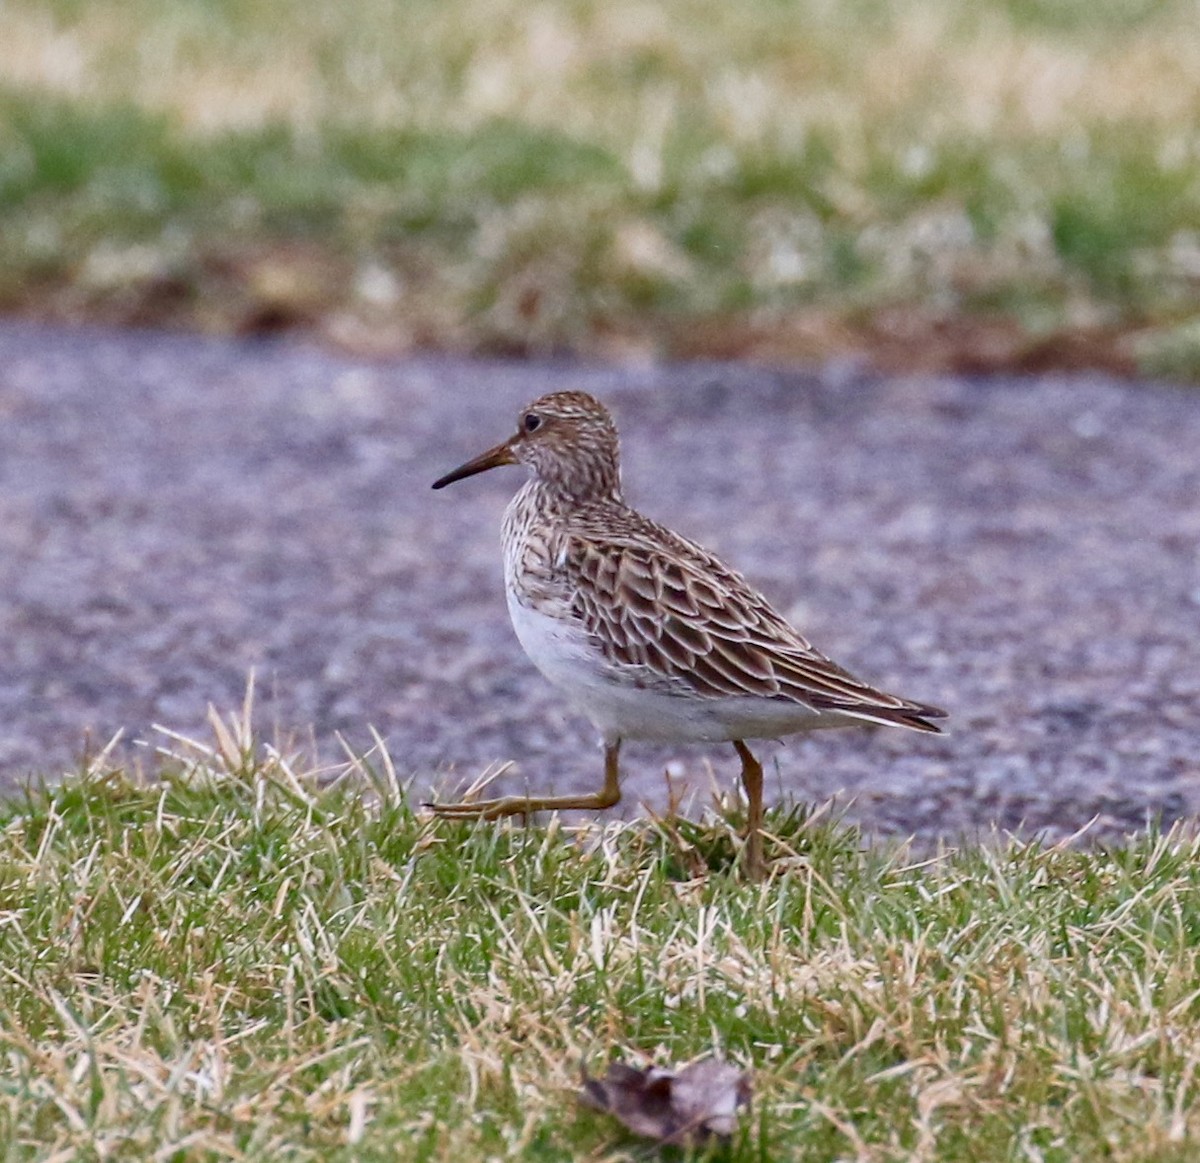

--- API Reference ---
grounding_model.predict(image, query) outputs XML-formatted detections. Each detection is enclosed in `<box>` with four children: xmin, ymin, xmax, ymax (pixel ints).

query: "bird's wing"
<box><xmin>565</xmin><ymin>523</ymin><xmax>944</xmax><ymax>728</ymax></box>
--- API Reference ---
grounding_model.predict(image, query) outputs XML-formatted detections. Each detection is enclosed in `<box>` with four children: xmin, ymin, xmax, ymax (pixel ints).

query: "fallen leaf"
<box><xmin>580</xmin><ymin>1056</ymin><xmax>751</xmax><ymax>1147</ymax></box>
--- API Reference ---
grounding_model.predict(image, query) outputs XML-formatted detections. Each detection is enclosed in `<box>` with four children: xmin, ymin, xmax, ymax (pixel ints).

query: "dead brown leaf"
<box><xmin>580</xmin><ymin>1056</ymin><xmax>751</xmax><ymax>1148</ymax></box>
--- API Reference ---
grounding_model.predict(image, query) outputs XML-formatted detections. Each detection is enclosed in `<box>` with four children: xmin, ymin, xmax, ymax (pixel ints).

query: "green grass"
<box><xmin>2</xmin><ymin>0</ymin><xmax>1200</xmax><ymax>372</ymax></box>
<box><xmin>3</xmin><ymin>708</ymin><xmax>1200</xmax><ymax>1159</ymax></box>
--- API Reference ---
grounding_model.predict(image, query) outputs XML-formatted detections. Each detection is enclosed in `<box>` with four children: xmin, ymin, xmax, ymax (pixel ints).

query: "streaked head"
<box><xmin>432</xmin><ymin>391</ymin><xmax>622</xmax><ymax>500</ymax></box>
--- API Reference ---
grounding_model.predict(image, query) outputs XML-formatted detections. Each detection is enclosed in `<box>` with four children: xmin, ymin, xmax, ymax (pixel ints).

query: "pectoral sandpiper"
<box><xmin>431</xmin><ymin>391</ymin><xmax>945</xmax><ymax>878</ymax></box>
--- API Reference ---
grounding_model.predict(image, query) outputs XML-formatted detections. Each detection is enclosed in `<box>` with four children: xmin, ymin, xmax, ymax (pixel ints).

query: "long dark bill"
<box><xmin>431</xmin><ymin>441</ymin><xmax>517</xmax><ymax>489</ymax></box>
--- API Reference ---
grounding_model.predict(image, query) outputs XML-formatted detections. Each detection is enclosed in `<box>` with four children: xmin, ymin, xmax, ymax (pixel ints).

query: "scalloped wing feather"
<box><xmin>566</xmin><ymin>520</ymin><xmax>945</xmax><ymax>730</ymax></box>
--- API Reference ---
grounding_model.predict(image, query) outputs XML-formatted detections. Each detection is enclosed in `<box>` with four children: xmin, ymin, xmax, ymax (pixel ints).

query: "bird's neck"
<box><xmin>522</xmin><ymin>472</ymin><xmax>623</xmax><ymax>512</ymax></box>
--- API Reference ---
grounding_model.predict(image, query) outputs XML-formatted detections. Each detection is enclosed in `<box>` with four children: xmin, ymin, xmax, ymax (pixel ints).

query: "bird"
<box><xmin>430</xmin><ymin>390</ymin><xmax>945</xmax><ymax>878</ymax></box>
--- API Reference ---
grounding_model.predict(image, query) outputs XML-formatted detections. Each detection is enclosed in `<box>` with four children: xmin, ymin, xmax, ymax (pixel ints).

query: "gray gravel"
<box><xmin>1</xmin><ymin>320</ymin><xmax>1197</xmax><ymax>841</ymax></box>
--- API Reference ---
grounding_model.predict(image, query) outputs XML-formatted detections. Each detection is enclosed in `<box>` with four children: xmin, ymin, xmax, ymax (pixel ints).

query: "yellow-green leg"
<box><xmin>428</xmin><ymin>742</ymin><xmax>622</xmax><ymax>820</ymax></box>
<box><xmin>733</xmin><ymin>740</ymin><xmax>765</xmax><ymax>880</ymax></box>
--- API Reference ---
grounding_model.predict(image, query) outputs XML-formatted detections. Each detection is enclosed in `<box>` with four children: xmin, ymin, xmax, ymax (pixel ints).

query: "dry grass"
<box><xmin>6</xmin><ymin>1</ymin><xmax>1200</xmax><ymax>137</ymax></box>
<box><xmin>2</xmin><ymin>1</ymin><xmax>1200</xmax><ymax>373</ymax></box>
<box><xmin>2</xmin><ymin>698</ymin><xmax>1200</xmax><ymax>1158</ymax></box>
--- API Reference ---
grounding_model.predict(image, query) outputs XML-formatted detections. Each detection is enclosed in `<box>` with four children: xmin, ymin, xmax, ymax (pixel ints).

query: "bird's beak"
<box><xmin>431</xmin><ymin>440</ymin><xmax>518</xmax><ymax>489</ymax></box>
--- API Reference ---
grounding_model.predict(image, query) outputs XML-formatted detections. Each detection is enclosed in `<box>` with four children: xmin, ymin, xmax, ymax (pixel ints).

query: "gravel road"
<box><xmin>1</xmin><ymin>320</ymin><xmax>1197</xmax><ymax>841</ymax></box>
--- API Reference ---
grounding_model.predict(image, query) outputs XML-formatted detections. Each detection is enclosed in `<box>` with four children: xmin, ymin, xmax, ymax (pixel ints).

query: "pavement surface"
<box><xmin>1</xmin><ymin>320</ymin><xmax>1198</xmax><ymax>841</ymax></box>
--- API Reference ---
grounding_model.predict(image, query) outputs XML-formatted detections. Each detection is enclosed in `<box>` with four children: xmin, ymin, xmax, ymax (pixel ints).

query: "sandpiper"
<box><xmin>431</xmin><ymin>391</ymin><xmax>945</xmax><ymax>878</ymax></box>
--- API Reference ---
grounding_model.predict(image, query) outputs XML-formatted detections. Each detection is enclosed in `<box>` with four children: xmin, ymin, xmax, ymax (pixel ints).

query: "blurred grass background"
<box><xmin>2</xmin><ymin>0</ymin><xmax>1199</xmax><ymax>374</ymax></box>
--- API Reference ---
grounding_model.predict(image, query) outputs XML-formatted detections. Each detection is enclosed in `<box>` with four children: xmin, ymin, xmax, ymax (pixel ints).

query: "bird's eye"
<box><xmin>523</xmin><ymin>412</ymin><xmax>543</xmax><ymax>433</ymax></box>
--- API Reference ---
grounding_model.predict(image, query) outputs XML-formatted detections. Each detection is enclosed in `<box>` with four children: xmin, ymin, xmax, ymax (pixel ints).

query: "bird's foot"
<box><xmin>425</xmin><ymin>789</ymin><xmax>620</xmax><ymax>821</ymax></box>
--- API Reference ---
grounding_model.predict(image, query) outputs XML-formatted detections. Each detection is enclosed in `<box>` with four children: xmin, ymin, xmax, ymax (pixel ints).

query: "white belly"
<box><xmin>506</xmin><ymin>592</ymin><xmax>855</xmax><ymax>745</ymax></box>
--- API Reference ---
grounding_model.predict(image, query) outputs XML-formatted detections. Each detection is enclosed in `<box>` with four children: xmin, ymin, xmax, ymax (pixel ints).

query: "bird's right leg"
<box><xmin>733</xmin><ymin>739</ymin><xmax>766</xmax><ymax>880</ymax></box>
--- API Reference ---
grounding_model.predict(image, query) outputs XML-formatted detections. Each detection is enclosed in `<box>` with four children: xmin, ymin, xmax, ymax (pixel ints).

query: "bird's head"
<box><xmin>432</xmin><ymin>390</ymin><xmax>622</xmax><ymax>501</ymax></box>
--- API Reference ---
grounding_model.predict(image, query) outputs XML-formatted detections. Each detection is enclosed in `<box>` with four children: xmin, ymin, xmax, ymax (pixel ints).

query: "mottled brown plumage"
<box><xmin>431</xmin><ymin>390</ymin><xmax>945</xmax><ymax>878</ymax></box>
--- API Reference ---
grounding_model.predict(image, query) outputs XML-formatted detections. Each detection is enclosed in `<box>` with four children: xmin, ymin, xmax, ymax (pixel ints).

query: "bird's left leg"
<box><xmin>428</xmin><ymin>741</ymin><xmax>623</xmax><ymax>820</ymax></box>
